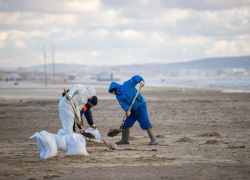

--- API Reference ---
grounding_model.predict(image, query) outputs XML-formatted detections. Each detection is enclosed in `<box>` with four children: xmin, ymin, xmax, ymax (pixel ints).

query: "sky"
<box><xmin>0</xmin><ymin>0</ymin><xmax>250</xmax><ymax>68</ymax></box>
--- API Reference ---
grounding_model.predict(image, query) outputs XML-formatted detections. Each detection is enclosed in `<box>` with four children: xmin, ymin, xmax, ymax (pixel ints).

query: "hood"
<box><xmin>86</xmin><ymin>86</ymin><xmax>96</xmax><ymax>98</ymax></box>
<box><xmin>108</xmin><ymin>82</ymin><xmax>120</xmax><ymax>94</ymax></box>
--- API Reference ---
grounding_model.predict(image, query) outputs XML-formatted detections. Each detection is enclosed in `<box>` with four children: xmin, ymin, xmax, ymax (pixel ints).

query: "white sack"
<box><xmin>29</xmin><ymin>131</ymin><xmax>58</xmax><ymax>159</ymax></box>
<box><xmin>64</xmin><ymin>133</ymin><xmax>88</xmax><ymax>156</ymax></box>
<box><xmin>57</xmin><ymin>128</ymin><xmax>65</xmax><ymax>136</ymax></box>
<box><xmin>51</xmin><ymin>133</ymin><xmax>67</xmax><ymax>151</ymax></box>
<box><xmin>84</xmin><ymin>128</ymin><xmax>101</xmax><ymax>142</ymax></box>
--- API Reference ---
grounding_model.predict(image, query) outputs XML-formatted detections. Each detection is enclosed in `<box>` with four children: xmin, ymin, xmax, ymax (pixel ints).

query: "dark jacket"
<box><xmin>80</xmin><ymin>103</ymin><xmax>94</xmax><ymax>126</ymax></box>
<box><xmin>73</xmin><ymin>103</ymin><xmax>94</xmax><ymax>131</ymax></box>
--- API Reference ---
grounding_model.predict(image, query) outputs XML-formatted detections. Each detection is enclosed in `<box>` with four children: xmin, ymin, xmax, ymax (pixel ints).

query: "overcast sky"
<box><xmin>0</xmin><ymin>0</ymin><xmax>250</xmax><ymax>68</ymax></box>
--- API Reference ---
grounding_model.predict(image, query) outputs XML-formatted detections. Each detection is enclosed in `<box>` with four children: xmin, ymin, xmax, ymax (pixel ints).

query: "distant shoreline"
<box><xmin>1</xmin><ymin>80</ymin><xmax>250</xmax><ymax>101</ymax></box>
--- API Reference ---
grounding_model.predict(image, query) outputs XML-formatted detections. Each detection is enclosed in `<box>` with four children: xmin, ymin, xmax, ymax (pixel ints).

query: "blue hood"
<box><xmin>108</xmin><ymin>82</ymin><xmax>120</xmax><ymax>94</ymax></box>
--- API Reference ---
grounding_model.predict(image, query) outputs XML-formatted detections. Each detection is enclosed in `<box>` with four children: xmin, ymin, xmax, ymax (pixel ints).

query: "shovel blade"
<box><xmin>82</xmin><ymin>132</ymin><xmax>96</xmax><ymax>139</ymax></box>
<box><xmin>107</xmin><ymin>128</ymin><xmax>122</xmax><ymax>137</ymax></box>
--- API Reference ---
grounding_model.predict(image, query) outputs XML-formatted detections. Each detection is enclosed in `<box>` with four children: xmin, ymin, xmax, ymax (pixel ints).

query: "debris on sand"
<box><xmin>176</xmin><ymin>137</ymin><xmax>194</xmax><ymax>142</ymax></box>
<box><xmin>199</xmin><ymin>132</ymin><xmax>222</xmax><ymax>138</ymax></box>
<box><xmin>205</xmin><ymin>139</ymin><xmax>224</xmax><ymax>144</ymax></box>
<box><xmin>228</xmin><ymin>145</ymin><xmax>245</xmax><ymax>149</ymax></box>
<box><xmin>43</xmin><ymin>175</ymin><xmax>60</xmax><ymax>179</ymax></box>
<box><xmin>128</xmin><ymin>136</ymin><xmax>140</xmax><ymax>140</ymax></box>
<box><xmin>86</xmin><ymin>140</ymin><xmax>106</xmax><ymax>147</ymax></box>
<box><xmin>156</xmin><ymin>134</ymin><xmax>165</xmax><ymax>138</ymax></box>
<box><xmin>135</xmin><ymin>155</ymin><xmax>177</xmax><ymax>163</ymax></box>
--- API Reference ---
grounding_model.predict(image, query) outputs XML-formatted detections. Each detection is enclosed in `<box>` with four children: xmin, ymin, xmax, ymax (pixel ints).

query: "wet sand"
<box><xmin>0</xmin><ymin>82</ymin><xmax>250</xmax><ymax>180</ymax></box>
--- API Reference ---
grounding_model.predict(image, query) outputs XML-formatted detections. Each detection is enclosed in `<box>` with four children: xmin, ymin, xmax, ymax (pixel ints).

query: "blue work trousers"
<box><xmin>123</xmin><ymin>103</ymin><xmax>151</xmax><ymax>130</ymax></box>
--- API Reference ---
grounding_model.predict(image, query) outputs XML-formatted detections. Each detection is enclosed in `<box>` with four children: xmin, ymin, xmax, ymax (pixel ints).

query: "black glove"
<box><xmin>62</xmin><ymin>90</ymin><xmax>69</xmax><ymax>97</ymax></box>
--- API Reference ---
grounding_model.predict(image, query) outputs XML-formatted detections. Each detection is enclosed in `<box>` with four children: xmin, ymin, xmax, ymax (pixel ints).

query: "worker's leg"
<box><xmin>123</xmin><ymin>110</ymin><xmax>137</xmax><ymax>127</ymax></box>
<box><xmin>136</xmin><ymin>103</ymin><xmax>152</xmax><ymax>130</ymax></box>
<box><xmin>137</xmin><ymin>103</ymin><xmax>158</xmax><ymax>145</ymax></box>
<box><xmin>116</xmin><ymin>110</ymin><xmax>136</xmax><ymax>144</ymax></box>
<box><xmin>58</xmin><ymin>97</ymin><xmax>75</xmax><ymax>135</ymax></box>
<box><xmin>116</xmin><ymin>126</ymin><xmax>130</xmax><ymax>144</ymax></box>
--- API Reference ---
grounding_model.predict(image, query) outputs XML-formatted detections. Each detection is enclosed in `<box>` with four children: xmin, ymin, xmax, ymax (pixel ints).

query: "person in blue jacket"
<box><xmin>108</xmin><ymin>75</ymin><xmax>158</xmax><ymax>145</ymax></box>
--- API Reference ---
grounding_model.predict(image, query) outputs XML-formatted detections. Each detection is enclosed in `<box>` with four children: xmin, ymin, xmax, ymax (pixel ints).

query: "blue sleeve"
<box><xmin>123</xmin><ymin>75</ymin><xmax>143</xmax><ymax>88</ymax></box>
<box><xmin>116</xmin><ymin>96</ymin><xmax>130</xmax><ymax>112</ymax></box>
<box><xmin>84</xmin><ymin>109</ymin><xmax>94</xmax><ymax>126</ymax></box>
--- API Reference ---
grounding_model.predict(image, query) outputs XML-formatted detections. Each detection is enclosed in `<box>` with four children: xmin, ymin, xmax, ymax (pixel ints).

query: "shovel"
<box><xmin>107</xmin><ymin>85</ymin><xmax>143</xmax><ymax>137</ymax></box>
<box><xmin>64</xmin><ymin>89</ymin><xmax>95</xmax><ymax>139</ymax></box>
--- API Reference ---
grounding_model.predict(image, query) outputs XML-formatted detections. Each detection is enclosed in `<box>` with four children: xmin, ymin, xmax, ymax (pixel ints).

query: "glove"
<box><xmin>91</xmin><ymin>124</ymin><xmax>97</xmax><ymax>129</ymax></box>
<box><xmin>76</xmin><ymin>120</ymin><xmax>83</xmax><ymax>129</ymax></box>
<box><xmin>78</xmin><ymin>120</ymin><xmax>82</xmax><ymax>126</ymax></box>
<box><xmin>126</xmin><ymin>111</ymin><xmax>131</xmax><ymax>117</ymax></box>
<box><xmin>140</xmin><ymin>80</ymin><xmax>145</xmax><ymax>87</ymax></box>
<box><xmin>66</xmin><ymin>96</ymin><xmax>71</xmax><ymax>101</ymax></box>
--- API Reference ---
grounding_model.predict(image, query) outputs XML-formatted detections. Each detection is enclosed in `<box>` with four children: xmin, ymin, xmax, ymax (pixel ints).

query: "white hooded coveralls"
<box><xmin>58</xmin><ymin>84</ymin><xmax>96</xmax><ymax>135</ymax></box>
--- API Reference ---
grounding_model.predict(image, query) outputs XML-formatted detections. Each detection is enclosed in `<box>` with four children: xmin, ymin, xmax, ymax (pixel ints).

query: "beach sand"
<box><xmin>0</xmin><ymin>84</ymin><xmax>250</xmax><ymax>180</ymax></box>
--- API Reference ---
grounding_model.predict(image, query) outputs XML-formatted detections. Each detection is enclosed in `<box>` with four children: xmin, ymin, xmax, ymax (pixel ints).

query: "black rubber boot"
<box><xmin>116</xmin><ymin>126</ymin><xmax>130</xmax><ymax>144</ymax></box>
<box><xmin>146</xmin><ymin>126</ymin><xmax>158</xmax><ymax>145</ymax></box>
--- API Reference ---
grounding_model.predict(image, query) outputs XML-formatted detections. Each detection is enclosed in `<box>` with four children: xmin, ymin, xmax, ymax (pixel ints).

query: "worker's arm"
<box><xmin>67</xmin><ymin>84</ymin><xmax>87</xmax><ymax>98</ymax></box>
<box><xmin>84</xmin><ymin>108</ymin><xmax>95</xmax><ymax>127</ymax></box>
<box><xmin>123</xmin><ymin>75</ymin><xmax>144</xmax><ymax>88</ymax></box>
<box><xmin>116</xmin><ymin>96</ymin><xmax>130</xmax><ymax>112</ymax></box>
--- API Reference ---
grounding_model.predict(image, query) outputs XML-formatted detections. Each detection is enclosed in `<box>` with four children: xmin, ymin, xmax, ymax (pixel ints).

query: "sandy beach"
<box><xmin>0</xmin><ymin>81</ymin><xmax>250</xmax><ymax>180</ymax></box>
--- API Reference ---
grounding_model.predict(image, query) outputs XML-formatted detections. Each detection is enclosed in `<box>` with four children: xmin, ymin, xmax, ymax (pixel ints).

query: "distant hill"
<box><xmin>1</xmin><ymin>55</ymin><xmax>250</xmax><ymax>73</ymax></box>
<box><xmin>112</xmin><ymin>56</ymin><xmax>250</xmax><ymax>73</ymax></box>
<box><xmin>0</xmin><ymin>67</ymin><xmax>16</xmax><ymax>72</ymax></box>
<box><xmin>157</xmin><ymin>56</ymin><xmax>250</xmax><ymax>70</ymax></box>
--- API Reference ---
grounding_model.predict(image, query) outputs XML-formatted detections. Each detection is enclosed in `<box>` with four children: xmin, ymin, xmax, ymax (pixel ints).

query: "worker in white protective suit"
<box><xmin>58</xmin><ymin>84</ymin><xmax>96</xmax><ymax>135</ymax></box>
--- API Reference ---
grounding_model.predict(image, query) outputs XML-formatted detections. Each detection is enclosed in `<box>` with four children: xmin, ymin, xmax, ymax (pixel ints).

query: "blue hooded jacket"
<box><xmin>108</xmin><ymin>75</ymin><xmax>146</xmax><ymax>112</ymax></box>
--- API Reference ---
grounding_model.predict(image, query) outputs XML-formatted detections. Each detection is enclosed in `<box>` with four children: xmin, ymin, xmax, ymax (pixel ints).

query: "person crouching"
<box><xmin>59</xmin><ymin>84</ymin><xmax>96</xmax><ymax>135</ymax></box>
<box><xmin>73</xmin><ymin>96</ymin><xmax>98</xmax><ymax>132</ymax></box>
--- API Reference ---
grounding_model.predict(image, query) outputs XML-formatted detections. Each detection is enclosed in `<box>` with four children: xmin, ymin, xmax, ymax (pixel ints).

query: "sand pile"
<box><xmin>86</xmin><ymin>140</ymin><xmax>106</xmax><ymax>147</ymax></box>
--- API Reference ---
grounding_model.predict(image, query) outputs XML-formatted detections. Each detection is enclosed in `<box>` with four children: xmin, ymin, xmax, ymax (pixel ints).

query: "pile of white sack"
<box><xmin>29</xmin><ymin>128</ymin><xmax>101</xmax><ymax>159</ymax></box>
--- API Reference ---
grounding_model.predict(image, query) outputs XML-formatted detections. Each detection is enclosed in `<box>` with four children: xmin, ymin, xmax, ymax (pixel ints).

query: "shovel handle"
<box><xmin>119</xmin><ymin>85</ymin><xmax>143</xmax><ymax>129</ymax></box>
<box><xmin>64</xmin><ymin>89</ymin><xmax>85</xmax><ymax>131</ymax></box>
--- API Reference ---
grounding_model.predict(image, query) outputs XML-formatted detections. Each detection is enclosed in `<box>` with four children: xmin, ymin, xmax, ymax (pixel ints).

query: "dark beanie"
<box><xmin>89</xmin><ymin>96</ymin><xmax>98</xmax><ymax>106</ymax></box>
